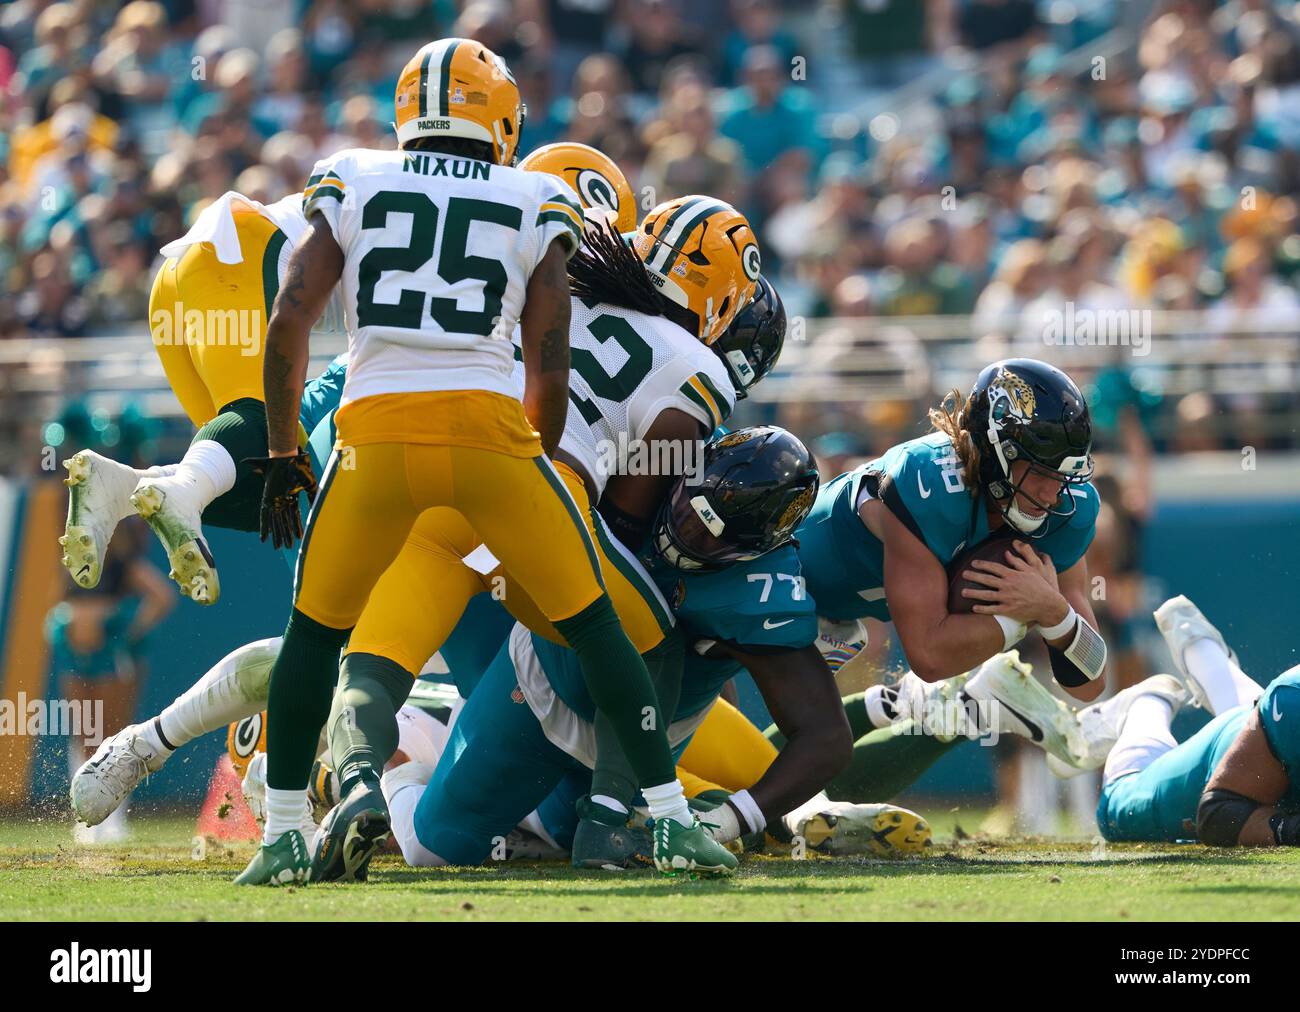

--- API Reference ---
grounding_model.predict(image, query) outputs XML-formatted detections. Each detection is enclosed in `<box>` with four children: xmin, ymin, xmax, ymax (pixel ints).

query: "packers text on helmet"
<box><xmin>394</xmin><ymin>38</ymin><xmax>524</xmax><ymax>165</ymax></box>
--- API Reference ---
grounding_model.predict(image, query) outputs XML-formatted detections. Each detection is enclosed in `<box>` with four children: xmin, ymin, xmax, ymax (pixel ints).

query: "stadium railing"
<box><xmin>1</xmin><ymin>310</ymin><xmax>1298</xmax><ymax>472</ymax></box>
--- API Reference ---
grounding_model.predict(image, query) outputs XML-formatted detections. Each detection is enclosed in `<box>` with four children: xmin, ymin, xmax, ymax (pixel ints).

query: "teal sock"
<box><xmin>265</xmin><ymin>608</ymin><xmax>349</xmax><ymax>790</ymax></box>
<box><xmin>554</xmin><ymin>594</ymin><xmax>676</xmax><ymax>790</ymax></box>
<box><xmin>329</xmin><ymin>652</ymin><xmax>413</xmax><ymax>794</ymax></box>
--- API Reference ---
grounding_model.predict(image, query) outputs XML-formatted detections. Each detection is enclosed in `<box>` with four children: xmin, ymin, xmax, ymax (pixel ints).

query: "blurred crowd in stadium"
<box><xmin>4</xmin><ymin>0</ymin><xmax>1300</xmax><ymax>459</ymax></box>
<box><xmin>10</xmin><ymin>0</ymin><xmax>1300</xmax><ymax>836</ymax></box>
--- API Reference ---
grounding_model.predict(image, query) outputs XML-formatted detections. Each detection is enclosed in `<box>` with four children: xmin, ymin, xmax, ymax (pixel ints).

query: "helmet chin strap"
<box><xmin>1004</xmin><ymin>498</ymin><xmax>1047</xmax><ymax>534</ymax></box>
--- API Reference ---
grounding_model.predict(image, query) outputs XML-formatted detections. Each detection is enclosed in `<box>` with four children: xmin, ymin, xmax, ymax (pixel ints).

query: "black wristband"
<box><xmin>1269</xmin><ymin>810</ymin><xmax>1300</xmax><ymax>846</ymax></box>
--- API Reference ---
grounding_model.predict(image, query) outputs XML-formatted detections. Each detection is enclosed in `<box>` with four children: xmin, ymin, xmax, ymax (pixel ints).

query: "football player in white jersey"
<box><xmin>509</xmin><ymin>145</ymin><xmax>786</xmax><ymax>860</ymax></box>
<box><xmin>237</xmin><ymin>37</ymin><xmax>740</xmax><ymax>885</ymax></box>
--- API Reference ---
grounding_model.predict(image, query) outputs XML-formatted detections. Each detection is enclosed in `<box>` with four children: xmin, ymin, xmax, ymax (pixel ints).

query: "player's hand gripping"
<box><xmin>961</xmin><ymin>541</ymin><xmax>1067</xmax><ymax>627</ymax></box>
<box><xmin>245</xmin><ymin>452</ymin><xmax>318</xmax><ymax>550</ymax></box>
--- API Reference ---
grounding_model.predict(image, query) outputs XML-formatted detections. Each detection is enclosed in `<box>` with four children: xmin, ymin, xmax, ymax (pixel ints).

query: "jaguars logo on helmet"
<box><xmin>393</xmin><ymin>38</ymin><xmax>524</xmax><ymax>165</ymax></box>
<box><xmin>988</xmin><ymin>369</ymin><xmax>1037</xmax><ymax>422</ymax></box>
<box><xmin>965</xmin><ymin>358</ymin><xmax>1094</xmax><ymax>536</ymax></box>
<box><xmin>632</xmin><ymin>195</ymin><xmax>761</xmax><ymax>345</ymax></box>
<box><xmin>519</xmin><ymin>142</ymin><xmax>637</xmax><ymax>233</ymax></box>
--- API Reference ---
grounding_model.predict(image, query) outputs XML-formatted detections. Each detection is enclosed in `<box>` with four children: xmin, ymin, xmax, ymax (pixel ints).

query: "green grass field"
<box><xmin>2</xmin><ymin>813</ymin><xmax>1298</xmax><ymax>921</ymax></box>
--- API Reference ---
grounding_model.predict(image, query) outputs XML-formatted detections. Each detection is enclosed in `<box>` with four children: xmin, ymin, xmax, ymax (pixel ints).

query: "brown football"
<box><xmin>946</xmin><ymin>531</ymin><xmax>1048</xmax><ymax>614</ymax></box>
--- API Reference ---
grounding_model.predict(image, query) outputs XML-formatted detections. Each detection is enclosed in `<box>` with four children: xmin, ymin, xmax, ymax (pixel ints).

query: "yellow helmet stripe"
<box><xmin>436</xmin><ymin>40</ymin><xmax>460</xmax><ymax>117</ymax></box>
<box><xmin>416</xmin><ymin>39</ymin><xmax>462</xmax><ymax>119</ymax></box>
<box><xmin>645</xmin><ymin>196</ymin><xmax>731</xmax><ymax>273</ymax></box>
<box><xmin>416</xmin><ymin>45</ymin><xmax>435</xmax><ymax>117</ymax></box>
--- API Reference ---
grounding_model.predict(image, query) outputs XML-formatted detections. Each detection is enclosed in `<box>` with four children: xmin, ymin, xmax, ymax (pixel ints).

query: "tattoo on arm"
<box><xmin>262</xmin><ymin>222</ymin><xmax>343</xmax><ymax>455</ymax></box>
<box><xmin>277</xmin><ymin>258</ymin><xmax>307</xmax><ymax>311</ymax></box>
<box><xmin>539</xmin><ymin>325</ymin><xmax>568</xmax><ymax>372</ymax></box>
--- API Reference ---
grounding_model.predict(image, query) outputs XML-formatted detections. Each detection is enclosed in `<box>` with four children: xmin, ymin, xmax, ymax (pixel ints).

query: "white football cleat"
<box><xmin>792</xmin><ymin>801</ymin><xmax>932</xmax><ymax>857</ymax></box>
<box><xmin>131</xmin><ymin>477</ymin><xmax>219</xmax><ymax>604</ymax></box>
<box><xmin>961</xmin><ymin>651</ymin><xmax>1082</xmax><ymax>766</ymax></box>
<box><xmin>1153</xmin><ymin>596</ymin><xmax>1236</xmax><ymax>713</ymax></box>
<box><xmin>73</xmin><ymin>804</ymin><xmax>129</xmax><ymax>845</ymax></box>
<box><xmin>1071</xmin><ymin>674</ymin><xmax>1188</xmax><ymax>771</ymax></box>
<box><xmin>71</xmin><ymin>725</ymin><xmax>168</xmax><ymax>826</ymax></box>
<box><xmin>60</xmin><ymin>450</ymin><xmax>141</xmax><ymax>589</ymax></box>
<box><xmin>893</xmin><ymin>669</ymin><xmax>973</xmax><ymax>741</ymax></box>
<box><xmin>1046</xmin><ymin>752</ymin><xmax>1088</xmax><ymax>780</ymax></box>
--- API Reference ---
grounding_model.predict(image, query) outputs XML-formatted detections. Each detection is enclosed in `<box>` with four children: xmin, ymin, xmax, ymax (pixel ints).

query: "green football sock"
<box><xmin>265</xmin><ymin>608</ymin><xmax>349</xmax><ymax>790</ymax></box>
<box><xmin>193</xmin><ymin>398</ymin><xmax>271</xmax><ymax>532</ymax></box>
<box><xmin>554</xmin><ymin>594</ymin><xmax>677</xmax><ymax>790</ymax></box>
<box><xmin>329</xmin><ymin>652</ymin><xmax>414</xmax><ymax>794</ymax></box>
<box><xmin>826</xmin><ymin>719</ymin><xmax>968</xmax><ymax>802</ymax></box>
<box><xmin>590</xmin><ymin>628</ymin><xmax>685</xmax><ymax>808</ymax></box>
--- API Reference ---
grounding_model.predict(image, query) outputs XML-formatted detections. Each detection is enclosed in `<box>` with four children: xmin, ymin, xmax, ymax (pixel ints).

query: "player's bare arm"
<box><xmin>1200</xmin><ymin>710</ymin><xmax>1291</xmax><ymax>846</ymax></box>
<box><xmin>520</xmin><ymin>238</ymin><xmax>572</xmax><ymax>456</ymax></box>
<box><xmin>872</xmin><ymin>500</ymin><xmax>1003</xmax><ymax>681</ymax></box>
<box><xmin>962</xmin><ymin>544</ymin><xmax>1104</xmax><ymax>701</ymax></box>
<box><xmin>264</xmin><ymin>218</ymin><xmax>344</xmax><ymax>457</ymax></box>
<box><xmin>599</xmin><ymin>408</ymin><xmax>706</xmax><ymax>550</ymax></box>
<box><xmin>725</xmin><ymin>643</ymin><xmax>853</xmax><ymax>826</ymax></box>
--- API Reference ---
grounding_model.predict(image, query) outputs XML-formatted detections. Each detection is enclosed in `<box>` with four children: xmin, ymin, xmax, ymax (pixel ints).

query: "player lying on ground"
<box><xmin>380</xmin><ymin>426</ymin><xmax>923</xmax><ymax>869</ymax></box>
<box><xmin>796</xmin><ymin>358</ymin><xmax>1107</xmax><ymax>707</ymax></box>
<box><xmin>1065</xmin><ymin>596</ymin><xmax>1300</xmax><ymax>847</ymax></box>
<box><xmin>230</xmin><ymin>674</ymin><xmax>926</xmax><ymax>868</ymax></box>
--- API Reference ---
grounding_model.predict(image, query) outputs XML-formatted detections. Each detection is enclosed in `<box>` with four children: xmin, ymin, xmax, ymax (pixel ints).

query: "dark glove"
<box><xmin>244</xmin><ymin>452</ymin><xmax>318</xmax><ymax>550</ymax></box>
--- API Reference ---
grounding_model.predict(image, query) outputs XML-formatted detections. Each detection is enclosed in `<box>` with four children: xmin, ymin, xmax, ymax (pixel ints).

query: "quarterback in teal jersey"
<box><xmin>797</xmin><ymin>358</ymin><xmax>1107</xmax><ymax>703</ymax></box>
<box><xmin>1077</xmin><ymin>596</ymin><xmax>1300</xmax><ymax>848</ymax></box>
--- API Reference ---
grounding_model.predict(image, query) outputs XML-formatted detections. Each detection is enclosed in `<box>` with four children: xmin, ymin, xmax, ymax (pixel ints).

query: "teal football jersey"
<box><xmin>651</xmin><ymin>544</ymin><xmax>819</xmax><ymax>721</ymax></box>
<box><xmin>1258</xmin><ymin>664</ymin><xmax>1300</xmax><ymax>798</ymax></box>
<box><xmin>797</xmin><ymin>432</ymin><xmax>1100</xmax><ymax>622</ymax></box>
<box><xmin>526</xmin><ymin>544</ymin><xmax>818</xmax><ymax>727</ymax></box>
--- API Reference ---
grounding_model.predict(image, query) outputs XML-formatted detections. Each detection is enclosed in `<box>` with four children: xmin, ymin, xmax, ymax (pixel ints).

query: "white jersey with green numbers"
<box><xmin>301</xmin><ymin>147</ymin><xmax>584</xmax><ymax>406</ymax></box>
<box><xmin>541</xmin><ymin>298</ymin><xmax>737</xmax><ymax>500</ymax></box>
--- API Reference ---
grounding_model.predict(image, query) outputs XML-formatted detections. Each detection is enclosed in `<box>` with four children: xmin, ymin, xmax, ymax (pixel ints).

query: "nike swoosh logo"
<box><xmin>764</xmin><ymin>619</ymin><xmax>794</xmax><ymax>630</ymax></box>
<box><xmin>964</xmin><ymin>690</ymin><xmax>1043</xmax><ymax>742</ymax></box>
<box><xmin>1273</xmin><ymin>697</ymin><xmax>1283</xmax><ymax>722</ymax></box>
<box><xmin>917</xmin><ymin>473</ymin><xmax>931</xmax><ymax>499</ymax></box>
